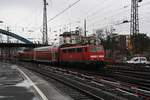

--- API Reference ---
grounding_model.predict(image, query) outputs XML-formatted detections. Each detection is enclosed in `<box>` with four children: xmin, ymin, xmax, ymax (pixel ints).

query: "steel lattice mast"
<box><xmin>42</xmin><ymin>0</ymin><xmax>48</xmax><ymax>45</ymax></box>
<box><xmin>130</xmin><ymin>0</ymin><xmax>140</xmax><ymax>35</ymax></box>
<box><xmin>129</xmin><ymin>0</ymin><xmax>143</xmax><ymax>53</ymax></box>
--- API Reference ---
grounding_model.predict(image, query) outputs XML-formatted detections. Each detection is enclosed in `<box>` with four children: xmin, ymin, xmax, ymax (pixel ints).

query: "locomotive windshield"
<box><xmin>90</xmin><ymin>46</ymin><xmax>103</xmax><ymax>52</ymax></box>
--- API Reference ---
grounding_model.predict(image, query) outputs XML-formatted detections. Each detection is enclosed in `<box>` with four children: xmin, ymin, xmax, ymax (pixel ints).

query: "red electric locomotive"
<box><xmin>59</xmin><ymin>44</ymin><xmax>105</xmax><ymax>67</ymax></box>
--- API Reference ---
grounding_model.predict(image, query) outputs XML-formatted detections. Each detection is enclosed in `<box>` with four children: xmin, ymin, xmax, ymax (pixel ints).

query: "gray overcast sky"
<box><xmin>0</xmin><ymin>0</ymin><xmax>150</xmax><ymax>42</ymax></box>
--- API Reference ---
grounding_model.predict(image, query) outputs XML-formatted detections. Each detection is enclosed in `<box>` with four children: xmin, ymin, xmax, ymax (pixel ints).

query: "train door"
<box><xmin>83</xmin><ymin>47</ymin><xmax>90</xmax><ymax>61</ymax></box>
<box><xmin>76</xmin><ymin>47</ymin><xmax>83</xmax><ymax>61</ymax></box>
<box><xmin>51</xmin><ymin>51</ymin><xmax>55</xmax><ymax>61</ymax></box>
<box><xmin>51</xmin><ymin>51</ymin><xmax>58</xmax><ymax>62</ymax></box>
<box><xmin>33</xmin><ymin>50</ymin><xmax>36</xmax><ymax>61</ymax></box>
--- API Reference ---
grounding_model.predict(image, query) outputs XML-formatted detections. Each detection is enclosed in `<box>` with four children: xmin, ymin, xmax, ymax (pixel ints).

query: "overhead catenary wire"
<box><xmin>85</xmin><ymin>0</ymin><xmax>113</xmax><ymax>18</ymax></box>
<box><xmin>86</xmin><ymin>0</ymin><xmax>150</xmax><ymax>22</ymax></box>
<box><xmin>47</xmin><ymin>0</ymin><xmax>150</xmax><ymax>27</ymax></box>
<box><xmin>38</xmin><ymin>0</ymin><xmax>150</xmax><ymax>36</ymax></box>
<box><xmin>47</xmin><ymin>0</ymin><xmax>81</xmax><ymax>23</ymax></box>
<box><xmin>92</xmin><ymin>15</ymin><xmax>150</xmax><ymax>34</ymax></box>
<box><xmin>31</xmin><ymin>0</ymin><xmax>81</xmax><ymax>33</ymax></box>
<box><xmin>50</xmin><ymin>4</ymin><xmax>128</xmax><ymax>33</ymax></box>
<box><xmin>41</xmin><ymin>0</ymin><xmax>130</xmax><ymax>31</ymax></box>
<box><xmin>86</xmin><ymin>8</ymin><xmax>130</xmax><ymax>29</ymax></box>
<box><xmin>76</xmin><ymin>0</ymin><xmax>150</xmax><ymax>26</ymax></box>
<box><xmin>49</xmin><ymin>0</ymin><xmax>113</xmax><ymax>29</ymax></box>
<box><xmin>60</xmin><ymin>1</ymin><xmax>130</xmax><ymax>31</ymax></box>
<box><xmin>88</xmin><ymin>5</ymin><xmax>130</xmax><ymax>21</ymax></box>
<box><xmin>49</xmin><ymin>0</ymin><xmax>126</xmax><ymax>32</ymax></box>
<box><xmin>86</xmin><ymin>1</ymin><xmax>150</xmax><ymax>29</ymax></box>
<box><xmin>66</xmin><ymin>0</ymin><xmax>114</xmax><ymax>25</ymax></box>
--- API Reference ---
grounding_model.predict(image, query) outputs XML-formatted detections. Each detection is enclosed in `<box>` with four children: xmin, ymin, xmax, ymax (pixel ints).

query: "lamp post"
<box><xmin>0</xmin><ymin>21</ymin><xmax>3</xmax><ymax>58</ymax></box>
<box><xmin>6</xmin><ymin>27</ymin><xmax>10</xmax><ymax>43</ymax></box>
<box><xmin>0</xmin><ymin>21</ymin><xmax>4</xmax><ymax>42</ymax></box>
<box><xmin>0</xmin><ymin>21</ymin><xmax>4</xmax><ymax>29</ymax></box>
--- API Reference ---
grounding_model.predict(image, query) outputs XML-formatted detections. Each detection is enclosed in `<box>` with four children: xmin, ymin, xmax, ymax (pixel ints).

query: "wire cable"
<box><xmin>47</xmin><ymin>0</ymin><xmax>81</xmax><ymax>23</ymax></box>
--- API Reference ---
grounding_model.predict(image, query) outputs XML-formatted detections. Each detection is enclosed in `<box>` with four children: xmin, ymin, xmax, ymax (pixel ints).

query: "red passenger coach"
<box><xmin>59</xmin><ymin>45</ymin><xmax>105</xmax><ymax>67</ymax></box>
<box><xmin>33</xmin><ymin>46</ymin><xmax>59</xmax><ymax>63</ymax></box>
<box><xmin>18</xmin><ymin>49</ymin><xmax>33</xmax><ymax>61</ymax></box>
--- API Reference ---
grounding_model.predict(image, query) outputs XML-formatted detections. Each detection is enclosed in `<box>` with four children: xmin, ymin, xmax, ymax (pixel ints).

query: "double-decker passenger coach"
<box><xmin>33</xmin><ymin>46</ymin><xmax>59</xmax><ymax>63</ymax></box>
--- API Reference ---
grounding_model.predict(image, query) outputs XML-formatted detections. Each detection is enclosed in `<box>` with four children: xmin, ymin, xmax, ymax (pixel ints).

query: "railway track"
<box><xmin>63</xmin><ymin>67</ymin><xmax>150</xmax><ymax>100</ymax></box>
<box><xmin>18</xmin><ymin>62</ymin><xmax>150</xmax><ymax>100</ymax></box>
<box><xmin>106</xmin><ymin>67</ymin><xmax>150</xmax><ymax>91</ymax></box>
<box><xmin>32</xmin><ymin>71</ymin><xmax>96</xmax><ymax>100</ymax></box>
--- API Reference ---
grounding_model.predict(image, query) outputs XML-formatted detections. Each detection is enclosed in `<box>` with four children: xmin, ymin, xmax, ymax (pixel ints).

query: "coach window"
<box><xmin>68</xmin><ymin>49</ymin><xmax>70</xmax><ymax>52</ymax></box>
<box><xmin>84</xmin><ymin>48</ymin><xmax>87</xmax><ymax>52</ymax></box>
<box><xmin>74</xmin><ymin>48</ymin><xmax>77</xmax><ymax>52</ymax></box>
<box><xmin>90</xmin><ymin>47</ymin><xmax>97</xmax><ymax>52</ymax></box>
<box><xmin>73</xmin><ymin>48</ymin><xmax>76</xmax><ymax>52</ymax></box>
<box><xmin>66</xmin><ymin>49</ymin><xmax>68</xmax><ymax>53</ymax></box>
<box><xmin>62</xmin><ymin>49</ymin><xmax>65</xmax><ymax>53</ymax></box>
<box><xmin>55</xmin><ymin>52</ymin><xmax>58</xmax><ymax>59</ymax></box>
<box><xmin>96</xmin><ymin>46</ymin><xmax>103</xmax><ymax>51</ymax></box>
<box><xmin>70</xmin><ymin>49</ymin><xmax>73</xmax><ymax>52</ymax></box>
<box><xmin>62</xmin><ymin>49</ymin><xmax>67</xmax><ymax>53</ymax></box>
<box><xmin>77</xmin><ymin>48</ymin><xmax>82</xmax><ymax>52</ymax></box>
<box><xmin>68</xmin><ymin>48</ymin><xmax>75</xmax><ymax>53</ymax></box>
<box><xmin>70</xmin><ymin>49</ymin><xmax>74</xmax><ymax>52</ymax></box>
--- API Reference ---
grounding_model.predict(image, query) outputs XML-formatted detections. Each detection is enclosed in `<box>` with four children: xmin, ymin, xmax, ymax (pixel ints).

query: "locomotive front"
<box><xmin>88</xmin><ymin>45</ymin><xmax>105</xmax><ymax>62</ymax></box>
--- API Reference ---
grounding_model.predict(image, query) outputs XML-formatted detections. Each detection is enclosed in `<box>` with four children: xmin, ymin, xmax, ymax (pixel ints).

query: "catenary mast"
<box><xmin>129</xmin><ymin>0</ymin><xmax>142</xmax><ymax>52</ymax></box>
<box><xmin>130</xmin><ymin>0</ymin><xmax>142</xmax><ymax>35</ymax></box>
<box><xmin>42</xmin><ymin>0</ymin><xmax>48</xmax><ymax>45</ymax></box>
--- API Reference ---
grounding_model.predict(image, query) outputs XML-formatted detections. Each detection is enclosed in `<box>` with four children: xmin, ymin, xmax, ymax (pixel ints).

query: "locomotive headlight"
<box><xmin>90</xmin><ymin>55</ymin><xmax>104</xmax><ymax>58</ymax></box>
<box><xmin>99</xmin><ymin>55</ymin><xmax>104</xmax><ymax>58</ymax></box>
